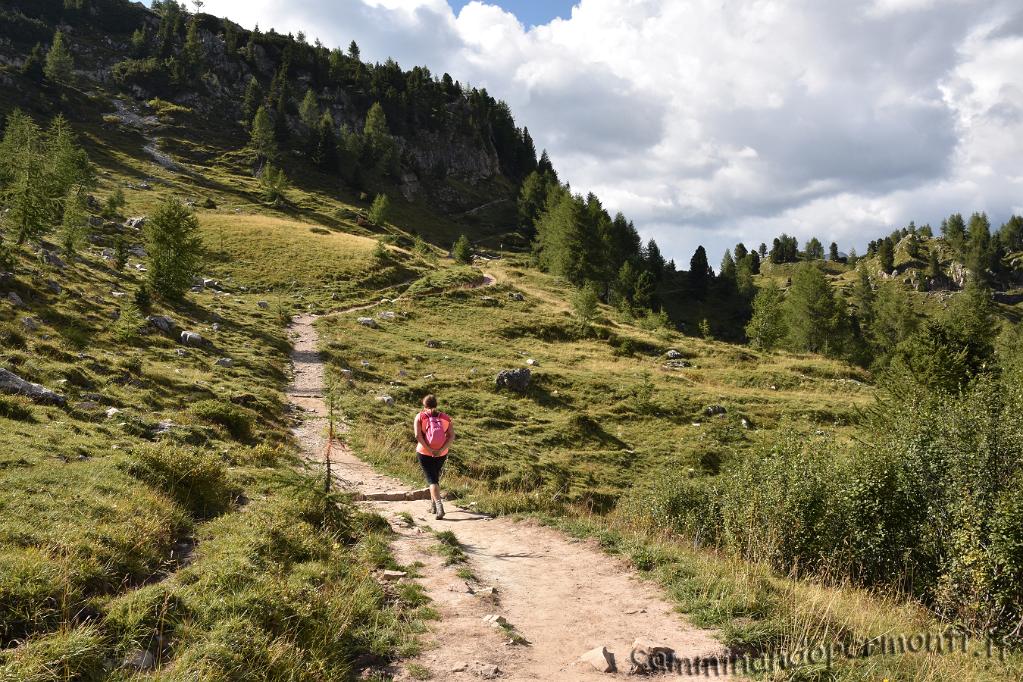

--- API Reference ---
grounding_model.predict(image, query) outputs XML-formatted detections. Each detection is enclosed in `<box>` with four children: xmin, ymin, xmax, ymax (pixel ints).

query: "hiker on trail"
<box><xmin>415</xmin><ymin>394</ymin><xmax>454</xmax><ymax>519</ymax></box>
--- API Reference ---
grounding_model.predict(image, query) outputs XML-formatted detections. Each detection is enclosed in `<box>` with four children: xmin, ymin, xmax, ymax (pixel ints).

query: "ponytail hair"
<box><xmin>422</xmin><ymin>394</ymin><xmax>438</xmax><ymax>414</ymax></box>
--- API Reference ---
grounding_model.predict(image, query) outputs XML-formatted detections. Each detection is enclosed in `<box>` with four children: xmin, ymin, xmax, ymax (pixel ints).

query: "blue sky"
<box><xmin>450</xmin><ymin>0</ymin><xmax>577</xmax><ymax>27</ymax></box>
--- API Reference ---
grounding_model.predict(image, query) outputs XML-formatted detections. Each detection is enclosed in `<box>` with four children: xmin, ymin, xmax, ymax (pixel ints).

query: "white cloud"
<box><xmin>199</xmin><ymin>0</ymin><xmax>1023</xmax><ymax>263</ymax></box>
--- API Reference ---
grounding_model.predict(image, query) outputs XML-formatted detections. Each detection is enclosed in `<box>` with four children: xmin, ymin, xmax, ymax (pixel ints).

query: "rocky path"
<box><xmin>285</xmin><ymin>280</ymin><xmax>731</xmax><ymax>681</ymax></box>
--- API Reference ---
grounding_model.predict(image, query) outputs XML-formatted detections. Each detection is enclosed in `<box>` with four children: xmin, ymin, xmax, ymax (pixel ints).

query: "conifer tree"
<box><xmin>720</xmin><ymin>249</ymin><xmax>736</xmax><ymax>282</ymax></box>
<box><xmin>144</xmin><ymin>198</ymin><xmax>203</xmax><ymax>300</ymax></box>
<box><xmin>312</xmin><ymin>112</ymin><xmax>338</xmax><ymax>170</ymax></box>
<box><xmin>783</xmin><ymin>263</ymin><xmax>848</xmax><ymax>356</ymax></box>
<box><xmin>877</xmin><ymin>237</ymin><xmax>895</xmax><ymax>273</ymax></box>
<box><xmin>829</xmin><ymin>241</ymin><xmax>840</xmax><ymax>261</ymax></box>
<box><xmin>689</xmin><ymin>246</ymin><xmax>711</xmax><ymax>297</ymax></box>
<box><xmin>299</xmin><ymin>88</ymin><xmax>320</xmax><ymax>131</ymax></box>
<box><xmin>60</xmin><ymin>189</ymin><xmax>87</xmax><ymax>257</ymax></box>
<box><xmin>746</xmin><ymin>280</ymin><xmax>786</xmax><ymax>349</ymax></box>
<box><xmin>452</xmin><ymin>234</ymin><xmax>472</xmax><ymax>264</ymax></box>
<box><xmin>966</xmin><ymin>212</ymin><xmax>993</xmax><ymax>282</ymax></box>
<box><xmin>44</xmin><ymin>30</ymin><xmax>74</xmax><ymax>84</ymax></box>
<box><xmin>249</xmin><ymin>105</ymin><xmax>277</xmax><ymax>161</ymax></box>
<box><xmin>942</xmin><ymin>212</ymin><xmax>967</xmax><ymax>256</ymax></box>
<box><xmin>369</xmin><ymin>193</ymin><xmax>390</xmax><ymax>226</ymax></box>
<box><xmin>241</xmin><ymin>76</ymin><xmax>261</xmax><ymax>122</ymax></box>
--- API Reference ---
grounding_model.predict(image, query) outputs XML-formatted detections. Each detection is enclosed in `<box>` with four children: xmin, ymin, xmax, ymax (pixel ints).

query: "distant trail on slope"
<box><xmin>284</xmin><ymin>270</ymin><xmax>733</xmax><ymax>681</ymax></box>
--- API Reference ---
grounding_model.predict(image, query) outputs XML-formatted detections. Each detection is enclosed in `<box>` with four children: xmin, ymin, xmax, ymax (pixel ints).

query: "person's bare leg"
<box><xmin>429</xmin><ymin>483</ymin><xmax>440</xmax><ymax>501</ymax></box>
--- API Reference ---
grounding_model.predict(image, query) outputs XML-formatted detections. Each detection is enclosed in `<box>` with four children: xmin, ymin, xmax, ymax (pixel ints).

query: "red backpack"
<box><xmin>421</xmin><ymin>411</ymin><xmax>450</xmax><ymax>451</ymax></box>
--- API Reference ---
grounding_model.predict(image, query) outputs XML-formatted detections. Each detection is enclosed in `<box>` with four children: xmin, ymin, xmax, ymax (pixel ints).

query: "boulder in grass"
<box><xmin>147</xmin><ymin>315</ymin><xmax>175</xmax><ymax>334</ymax></box>
<box><xmin>180</xmin><ymin>331</ymin><xmax>205</xmax><ymax>347</ymax></box>
<box><xmin>376</xmin><ymin>395</ymin><xmax>394</xmax><ymax>407</ymax></box>
<box><xmin>703</xmin><ymin>404</ymin><xmax>726</xmax><ymax>417</ymax></box>
<box><xmin>215</xmin><ymin>358</ymin><xmax>233</xmax><ymax>368</ymax></box>
<box><xmin>0</xmin><ymin>368</ymin><xmax>66</xmax><ymax>406</ymax></box>
<box><xmin>357</xmin><ymin>317</ymin><xmax>378</xmax><ymax>328</ymax></box>
<box><xmin>125</xmin><ymin>216</ymin><xmax>147</xmax><ymax>230</ymax></box>
<box><xmin>7</xmin><ymin>292</ymin><xmax>24</xmax><ymax>307</ymax></box>
<box><xmin>665</xmin><ymin>349</ymin><xmax>683</xmax><ymax>360</ymax></box>
<box><xmin>495</xmin><ymin>368</ymin><xmax>531</xmax><ymax>393</ymax></box>
<box><xmin>257</xmin><ymin>300</ymin><xmax>269</xmax><ymax>309</ymax></box>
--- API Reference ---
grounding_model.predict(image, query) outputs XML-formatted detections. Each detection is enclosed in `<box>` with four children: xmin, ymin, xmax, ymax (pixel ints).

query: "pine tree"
<box><xmin>645</xmin><ymin>239</ymin><xmax>665</xmax><ymax>281</ymax></box>
<box><xmin>804</xmin><ymin>237</ymin><xmax>824</xmax><ymax>260</ymax></box>
<box><xmin>369</xmin><ymin>193</ymin><xmax>390</xmax><ymax>226</ymax></box>
<box><xmin>299</xmin><ymin>88</ymin><xmax>320</xmax><ymax>131</ymax></box>
<box><xmin>259</xmin><ymin>164</ymin><xmax>289</xmax><ymax>206</ymax></box>
<box><xmin>21</xmin><ymin>44</ymin><xmax>45</xmax><ymax>81</ymax></box>
<box><xmin>965</xmin><ymin>212</ymin><xmax>993</xmax><ymax>282</ymax></box>
<box><xmin>942</xmin><ymin>212</ymin><xmax>967</xmax><ymax>256</ymax></box>
<box><xmin>348</xmin><ymin>40</ymin><xmax>360</xmax><ymax>61</ymax></box>
<box><xmin>829</xmin><ymin>241</ymin><xmax>840</xmax><ymax>261</ymax></box>
<box><xmin>847</xmin><ymin>247</ymin><xmax>858</xmax><ymax>266</ymax></box>
<box><xmin>59</xmin><ymin>189</ymin><xmax>87</xmax><ymax>257</ymax></box>
<box><xmin>719</xmin><ymin>249</ymin><xmax>736</xmax><ymax>282</ymax></box>
<box><xmin>783</xmin><ymin>263</ymin><xmax>848</xmax><ymax>356</ymax></box>
<box><xmin>999</xmin><ymin>215</ymin><xmax>1023</xmax><ymax>253</ymax></box>
<box><xmin>363</xmin><ymin>102</ymin><xmax>398</xmax><ymax>181</ymax></box>
<box><xmin>184</xmin><ymin>15</ymin><xmax>202</xmax><ymax>71</ymax></box>
<box><xmin>877</xmin><ymin>238</ymin><xmax>895</xmax><ymax>273</ymax></box>
<box><xmin>851</xmin><ymin>265</ymin><xmax>875</xmax><ymax>328</ymax></box>
<box><xmin>44</xmin><ymin>30</ymin><xmax>74</xmax><ymax>84</ymax></box>
<box><xmin>312</xmin><ymin>112</ymin><xmax>338</xmax><ymax>170</ymax></box>
<box><xmin>249</xmin><ymin>105</ymin><xmax>277</xmax><ymax>161</ymax></box>
<box><xmin>633</xmin><ymin>270</ymin><xmax>655</xmax><ymax>309</ymax></box>
<box><xmin>517</xmin><ymin>170</ymin><xmax>552</xmax><ymax>231</ymax></box>
<box><xmin>870</xmin><ymin>281</ymin><xmax>918</xmax><ymax>354</ymax></box>
<box><xmin>758</xmin><ymin>242</ymin><xmax>768</xmax><ymax>258</ymax></box>
<box><xmin>734</xmin><ymin>242</ymin><xmax>748</xmax><ymax>263</ymax></box>
<box><xmin>241</xmin><ymin>76</ymin><xmax>261</xmax><ymax>122</ymax></box>
<box><xmin>736</xmin><ymin>257</ymin><xmax>755</xmax><ymax>299</ymax></box>
<box><xmin>144</xmin><ymin>198</ymin><xmax>203</xmax><ymax>300</ymax></box>
<box><xmin>689</xmin><ymin>246</ymin><xmax>711</xmax><ymax>297</ymax></box>
<box><xmin>746</xmin><ymin>280</ymin><xmax>786</xmax><ymax>349</ymax></box>
<box><xmin>452</xmin><ymin>234</ymin><xmax>472</xmax><ymax>264</ymax></box>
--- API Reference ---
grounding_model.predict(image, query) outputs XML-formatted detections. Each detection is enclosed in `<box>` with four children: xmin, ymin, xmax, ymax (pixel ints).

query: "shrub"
<box><xmin>122</xmin><ymin>445</ymin><xmax>238</xmax><ymax>519</ymax></box>
<box><xmin>189</xmin><ymin>399</ymin><xmax>255</xmax><ymax>441</ymax></box>
<box><xmin>258</xmin><ymin>163</ymin><xmax>289</xmax><ymax>207</ymax></box>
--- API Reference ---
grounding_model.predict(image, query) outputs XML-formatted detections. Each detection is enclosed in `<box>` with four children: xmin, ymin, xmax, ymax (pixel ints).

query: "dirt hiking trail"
<box><xmin>286</xmin><ymin>278</ymin><xmax>731</xmax><ymax>681</ymax></box>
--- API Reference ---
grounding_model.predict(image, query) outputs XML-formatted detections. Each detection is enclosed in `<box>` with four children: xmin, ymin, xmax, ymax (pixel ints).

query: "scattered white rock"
<box><xmin>477</xmin><ymin>663</ymin><xmax>500</xmax><ymax>679</ymax></box>
<box><xmin>665</xmin><ymin>349</ymin><xmax>683</xmax><ymax>360</ymax></box>
<box><xmin>376</xmin><ymin>395</ymin><xmax>394</xmax><ymax>407</ymax></box>
<box><xmin>357</xmin><ymin>317</ymin><xmax>378</xmax><ymax>328</ymax></box>
<box><xmin>180</xmin><ymin>331</ymin><xmax>205</xmax><ymax>347</ymax></box>
<box><xmin>526</xmin><ymin>358</ymin><xmax>539</xmax><ymax>367</ymax></box>
<box><xmin>378</xmin><ymin>311</ymin><xmax>397</xmax><ymax>320</ymax></box>
<box><xmin>577</xmin><ymin>646</ymin><xmax>616</xmax><ymax>673</ymax></box>
<box><xmin>106</xmin><ymin>407</ymin><xmax>121</xmax><ymax>419</ymax></box>
<box><xmin>215</xmin><ymin>358</ymin><xmax>233</xmax><ymax>368</ymax></box>
<box><xmin>21</xmin><ymin>316</ymin><xmax>39</xmax><ymax>331</ymax></box>
<box><xmin>381</xmin><ymin>570</ymin><xmax>406</xmax><ymax>581</ymax></box>
<box><xmin>147</xmin><ymin>316</ymin><xmax>175</xmax><ymax>334</ymax></box>
<box><xmin>481</xmin><ymin>614</ymin><xmax>507</xmax><ymax>627</ymax></box>
<box><xmin>212</xmin><ymin>322</ymin><xmax>222</xmax><ymax>332</ymax></box>
<box><xmin>7</xmin><ymin>291</ymin><xmax>24</xmax><ymax>306</ymax></box>
<box><xmin>450</xmin><ymin>661</ymin><xmax>469</xmax><ymax>673</ymax></box>
<box><xmin>340</xmin><ymin>369</ymin><xmax>353</xmax><ymax>380</ymax></box>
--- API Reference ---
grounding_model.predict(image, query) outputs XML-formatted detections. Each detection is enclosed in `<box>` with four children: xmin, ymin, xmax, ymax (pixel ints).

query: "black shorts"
<box><xmin>417</xmin><ymin>453</ymin><xmax>447</xmax><ymax>485</ymax></box>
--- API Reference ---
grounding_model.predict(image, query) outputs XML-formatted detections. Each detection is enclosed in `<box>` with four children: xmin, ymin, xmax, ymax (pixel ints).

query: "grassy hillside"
<box><xmin>0</xmin><ymin>210</ymin><xmax>433</xmax><ymax>678</ymax></box>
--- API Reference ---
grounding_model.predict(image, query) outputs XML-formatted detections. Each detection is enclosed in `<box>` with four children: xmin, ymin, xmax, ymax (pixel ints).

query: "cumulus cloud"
<box><xmin>198</xmin><ymin>0</ymin><xmax>1023</xmax><ymax>263</ymax></box>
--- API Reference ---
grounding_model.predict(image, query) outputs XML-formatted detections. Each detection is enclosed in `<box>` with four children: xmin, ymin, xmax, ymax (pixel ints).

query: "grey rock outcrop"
<box><xmin>496</xmin><ymin>368</ymin><xmax>531</xmax><ymax>392</ymax></box>
<box><xmin>0</xmin><ymin>369</ymin><xmax>66</xmax><ymax>406</ymax></box>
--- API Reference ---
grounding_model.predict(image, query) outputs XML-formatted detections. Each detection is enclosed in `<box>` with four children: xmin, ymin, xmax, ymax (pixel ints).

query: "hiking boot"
<box><xmin>426</xmin><ymin>500</ymin><xmax>437</xmax><ymax>515</ymax></box>
<box><xmin>434</xmin><ymin>500</ymin><xmax>445</xmax><ymax>520</ymax></box>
